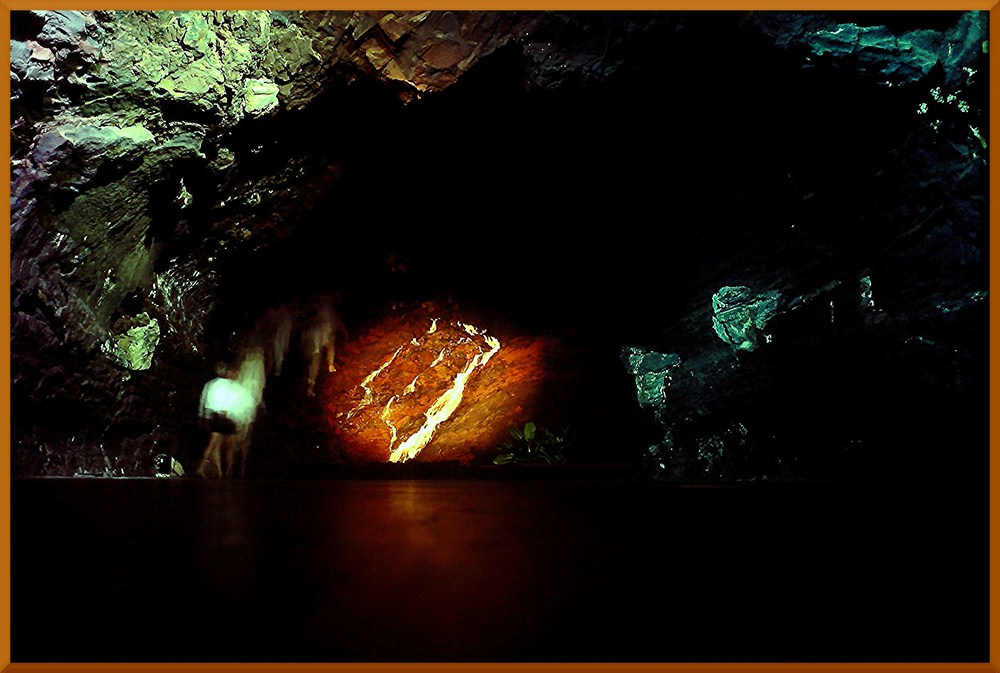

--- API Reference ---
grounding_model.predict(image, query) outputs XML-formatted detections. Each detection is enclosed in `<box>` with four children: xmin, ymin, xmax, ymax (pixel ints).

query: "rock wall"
<box><xmin>622</xmin><ymin>11</ymin><xmax>988</xmax><ymax>481</ymax></box>
<box><xmin>10</xmin><ymin>9</ymin><xmax>672</xmax><ymax>475</ymax></box>
<box><xmin>11</xmin><ymin>10</ymin><xmax>988</xmax><ymax>479</ymax></box>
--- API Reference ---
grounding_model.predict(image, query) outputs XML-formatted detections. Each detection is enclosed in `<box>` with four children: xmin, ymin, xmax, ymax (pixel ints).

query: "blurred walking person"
<box><xmin>196</xmin><ymin>365</ymin><xmax>255</xmax><ymax>478</ymax></box>
<box><xmin>301</xmin><ymin>293</ymin><xmax>348</xmax><ymax>397</ymax></box>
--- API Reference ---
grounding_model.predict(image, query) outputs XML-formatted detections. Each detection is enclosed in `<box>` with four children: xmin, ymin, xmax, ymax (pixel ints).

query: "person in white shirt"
<box><xmin>197</xmin><ymin>365</ymin><xmax>256</xmax><ymax>478</ymax></box>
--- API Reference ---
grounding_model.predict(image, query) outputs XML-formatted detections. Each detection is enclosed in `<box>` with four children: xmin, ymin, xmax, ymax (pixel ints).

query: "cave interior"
<box><xmin>10</xmin><ymin>10</ymin><xmax>989</xmax><ymax>481</ymax></box>
<box><xmin>7</xmin><ymin>9</ymin><xmax>991</xmax><ymax>663</ymax></box>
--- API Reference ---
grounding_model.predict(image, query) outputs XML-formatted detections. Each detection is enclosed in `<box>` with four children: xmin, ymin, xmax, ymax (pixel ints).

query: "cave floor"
<box><xmin>11</xmin><ymin>476</ymin><xmax>986</xmax><ymax>663</ymax></box>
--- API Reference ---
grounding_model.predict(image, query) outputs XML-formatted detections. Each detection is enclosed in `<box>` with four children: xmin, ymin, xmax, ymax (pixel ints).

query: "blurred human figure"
<box><xmin>197</xmin><ymin>365</ymin><xmax>255</xmax><ymax>478</ymax></box>
<box><xmin>225</xmin><ymin>345</ymin><xmax>267</xmax><ymax>477</ymax></box>
<box><xmin>257</xmin><ymin>304</ymin><xmax>294</xmax><ymax>377</ymax></box>
<box><xmin>301</xmin><ymin>293</ymin><xmax>348</xmax><ymax>397</ymax></box>
<box><xmin>238</xmin><ymin>345</ymin><xmax>266</xmax><ymax>413</ymax></box>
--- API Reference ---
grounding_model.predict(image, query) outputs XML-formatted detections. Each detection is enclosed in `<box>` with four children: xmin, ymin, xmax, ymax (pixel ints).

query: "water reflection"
<box><xmin>184</xmin><ymin>479</ymin><xmax>571</xmax><ymax>660</ymax></box>
<box><xmin>193</xmin><ymin>482</ymin><xmax>256</xmax><ymax>596</ymax></box>
<box><xmin>308</xmin><ymin>480</ymin><xmax>556</xmax><ymax>660</ymax></box>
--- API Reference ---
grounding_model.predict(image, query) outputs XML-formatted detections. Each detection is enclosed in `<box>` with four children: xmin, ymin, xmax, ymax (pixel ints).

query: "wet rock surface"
<box><xmin>101</xmin><ymin>311</ymin><xmax>160</xmax><ymax>370</ymax></box>
<box><xmin>11</xmin><ymin>11</ymin><xmax>988</xmax><ymax>481</ymax></box>
<box><xmin>322</xmin><ymin>302</ymin><xmax>574</xmax><ymax>465</ymax></box>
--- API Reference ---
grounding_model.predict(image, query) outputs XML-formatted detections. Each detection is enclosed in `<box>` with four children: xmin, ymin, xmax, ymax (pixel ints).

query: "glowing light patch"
<box><xmin>388</xmin><ymin>329</ymin><xmax>501</xmax><ymax>463</ymax></box>
<box><xmin>322</xmin><ymin>304</ymin><xmax>562</xmax><ymax>465</ymax></box>
<box><xmin>348</xmin><ymin>345</ymin><xmax>404</xmax><ymax>419</ymax></box>
<box><xmin>343</xmin><ymin>318</ymin><xmax>502</xmax><ymax>463</ymax></box>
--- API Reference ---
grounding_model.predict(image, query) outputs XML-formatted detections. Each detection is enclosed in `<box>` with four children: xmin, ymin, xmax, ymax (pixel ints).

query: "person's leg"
<box><xmin>210</xmin><ymin>439</ymin><xmax>223</xmax><ymax>477</ymax></box>
<box><xmin>198</xmin><ymin>433</ymin><xmax>221</xmax><ymax>478</ymax></box>
<box><xmin>275</xmin><ymin>322</ymin><xmax>291</xmax><ymax>376</ymax></box>
<box><xmin>239</xmin><ymin>424</ymin><xmax>252</xmax><ymax>478</ymax></box>
<box><xmin>307</xmin><ymin>351</ymin><xmax>320</xmax><ymax>396</ymax></box>
<box><xmin>223</xmin><ymin>436</ymin><xmax>234</xmax><ymax>477</ymax></box>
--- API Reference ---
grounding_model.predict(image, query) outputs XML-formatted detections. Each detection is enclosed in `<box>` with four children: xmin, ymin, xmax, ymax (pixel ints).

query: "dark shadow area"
<box><xmin>11</xmin><ymin>477</ymin><xmax>989</xmax><ymax>663</ymax></box>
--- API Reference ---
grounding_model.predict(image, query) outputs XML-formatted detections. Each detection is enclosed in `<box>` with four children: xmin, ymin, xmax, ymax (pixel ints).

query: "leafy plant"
<box><xmin>493</xmin><ymin>421</ymin><xmax>570</xmax><ymax>466</ymax></box>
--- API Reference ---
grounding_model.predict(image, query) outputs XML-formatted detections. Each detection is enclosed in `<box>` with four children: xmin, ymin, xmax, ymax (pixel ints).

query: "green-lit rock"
<box><xmin>178</xmin><ymin>11</ymin><xmax>216</xmax><ymax>56</ymax></box>
<box><xmin>101</xmin><ymin>312</ymin><xmax>161</xmax><ymax>370</ymax></box>
<box><xmin>809</xmin><ymin>23</ymin><xmax>861</xmax><ymax>56</ymax></box>
<box><xmin>157</xmin><ymin>57</ymin><xmax>225</xmax><ymax>108</ymax></box>
<box><xmin>711</xmin><ymin>286</ymin><xmax>782</xmax><ymax>352</ymax></box>
<box><xmin>856</xmin><ymin>25</ymin><xmax>897</xmax><ymax>52</ymax></box>
<box><xmin>621</xmin><ymin>347</ymin><xmax>681</xmax><ymax>409</ymax></box>
<box><xmin>243</xmin><ymin>78</ymin><xmax>280</xmax><ymax>115</ymax></box>
<box><xmin>31</xmin><ymin>119</ymin><xmax>157</xmax><ymax>190</ymax></box>
<box><xmin>61</xmin><ymin>123</ymin><xmax>154</xmax><ymax>157</ymax></box>
<box><xmin>12</xmin><ymin>40</ymin><xmax>55</xmax><ymax>82</ymax></box>
<box><xmin>747</xmin><ymin>11</ymin><xmax>985</xmax><ymax>87</ymax></box>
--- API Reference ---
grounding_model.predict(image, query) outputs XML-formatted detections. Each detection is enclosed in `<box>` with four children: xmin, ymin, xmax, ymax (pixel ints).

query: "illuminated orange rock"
<box><xmin>322</xmin><ymin>303</ymin><xmax>557</xmax><ymax>464</ymax></box>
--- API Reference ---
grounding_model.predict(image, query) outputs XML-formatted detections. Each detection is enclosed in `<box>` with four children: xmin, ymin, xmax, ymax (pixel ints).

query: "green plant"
<box><xmin>493</xmin><ymin>421</ymin><xmax>570</xmax><ymax>465</ymax></box>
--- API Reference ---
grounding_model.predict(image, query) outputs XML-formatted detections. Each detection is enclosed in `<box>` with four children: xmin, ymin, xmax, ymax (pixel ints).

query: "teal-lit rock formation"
<box><xmin>711</xmin><ymin>286</ymin><xmax>783</xmax><ymax>352</ymax></box>
<box><xmin>621</xmin><ymin>347</ymin><xmax>681</xmax><ymax>410</ymax></box>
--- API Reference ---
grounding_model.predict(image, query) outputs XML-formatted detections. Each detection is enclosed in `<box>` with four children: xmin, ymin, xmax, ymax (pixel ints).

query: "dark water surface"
<box><xmin>11</xmin><ymin>476</ymin><xmax>987</xmax><ymax>663</ymax></box>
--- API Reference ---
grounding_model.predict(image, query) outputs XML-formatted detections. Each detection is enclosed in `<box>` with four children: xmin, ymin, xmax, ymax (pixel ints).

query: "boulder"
<box><xmin>101</xmin><ymin>312</ymin><xmax>161</xmax><ymax>371</ymax></box>
<box><xmin>711</xmin><ymin>286</ymin><xmax>783</xmax><ymax>352</ymax></box>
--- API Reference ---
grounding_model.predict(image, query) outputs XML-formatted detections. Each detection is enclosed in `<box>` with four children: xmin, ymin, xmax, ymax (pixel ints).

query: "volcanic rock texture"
<box><xmin>10</xmin><ymin>10</ymin><xmax>988</xmax><ymax>480</ymax></box>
